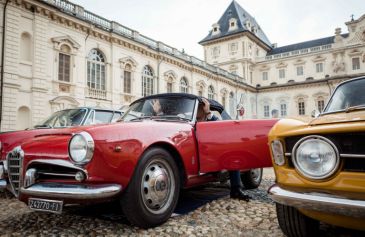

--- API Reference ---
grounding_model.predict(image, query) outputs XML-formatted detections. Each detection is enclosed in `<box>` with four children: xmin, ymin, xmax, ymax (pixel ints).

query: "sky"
<box><xmin>71</xmin><ymin>0</ymin><xmax>365</xmax><ymax>59</ymax></box>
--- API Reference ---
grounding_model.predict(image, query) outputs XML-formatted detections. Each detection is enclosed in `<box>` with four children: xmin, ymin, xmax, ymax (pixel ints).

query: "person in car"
<box><xmin>197</xmin><ymin>98</ymin><xmax>250</xmax><ymax>201</ymax></box>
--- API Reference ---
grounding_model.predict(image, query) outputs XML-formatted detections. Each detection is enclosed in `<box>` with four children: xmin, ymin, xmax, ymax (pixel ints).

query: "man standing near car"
<box><xmin>197</xmin><ymin>98</ymin><xmax>250</xmax><ymax>201</ymax></box>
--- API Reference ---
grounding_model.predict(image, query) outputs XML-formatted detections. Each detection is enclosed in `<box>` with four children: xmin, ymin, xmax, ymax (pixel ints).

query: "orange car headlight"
<box><xmin>293</xmin><ymin>135</ymin><xmax>340</xmax><ymax>180</ymax></box>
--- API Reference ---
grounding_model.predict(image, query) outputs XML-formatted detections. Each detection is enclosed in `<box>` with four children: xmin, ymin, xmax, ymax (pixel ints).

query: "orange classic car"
<box><xmin>268</xmin><ymin>77</ymin><xmax>365</xmax><ymax>236</ymax></box>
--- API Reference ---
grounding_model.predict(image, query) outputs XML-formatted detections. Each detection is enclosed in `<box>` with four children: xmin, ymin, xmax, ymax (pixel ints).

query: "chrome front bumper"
<box><xmin>269</xmin><ymin>184</ymin><xmax>365</xmax><ymax>218</ymax></box>
<box><xmin>20</xmin><ymin>183</ymin><xmax>122</xmax><ymax>200</ymax></box>
<box><xmin>1</xmin><ymin>159</ymin><xmax>122</xmax><ymax>200</ymax></box>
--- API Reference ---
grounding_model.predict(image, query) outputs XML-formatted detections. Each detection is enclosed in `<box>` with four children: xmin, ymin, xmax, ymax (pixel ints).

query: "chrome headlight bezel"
<box><xmin>68</xmin><ymin>132</ymin><xmax>94</xmax><ymax>165</ymax></box>
<box><xmin>292</xmin><ymin>135</ymin><xmax>340</xmax><ymax>180</ymax></box>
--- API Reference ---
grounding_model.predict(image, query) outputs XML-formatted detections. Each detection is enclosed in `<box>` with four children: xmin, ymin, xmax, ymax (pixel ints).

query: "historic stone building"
<box><xmin>0</xmin><ymin>0</ymin><xmax>365</xmax><ymax>131</ymax></box>
<box><xmin>201</xmin><ymin>1</ymin><xmax>365</xmax><ymax>119</ymax></box>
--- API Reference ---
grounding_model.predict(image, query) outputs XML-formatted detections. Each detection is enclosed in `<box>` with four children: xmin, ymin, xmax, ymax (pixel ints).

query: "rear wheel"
<box><xmin>241</xmin><ymin>168</ymin><xmax>263</xmax><ymax>189</ymax></box>
<box><xmin>276</xmin><ymin>203</ymin><xmax>319</xmax><ymax>237</ymax></box>
<box><xmin>121</xmin><ymin>147</ymin><xmax>180</xmax><ymax>228</ymax></box>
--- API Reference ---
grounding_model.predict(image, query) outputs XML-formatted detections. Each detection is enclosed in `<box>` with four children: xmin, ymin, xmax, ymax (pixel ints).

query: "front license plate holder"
<box><xmin>28</xmin><ymin>198</ymin><xmax>63</xmax><ymax>214</ymax></box>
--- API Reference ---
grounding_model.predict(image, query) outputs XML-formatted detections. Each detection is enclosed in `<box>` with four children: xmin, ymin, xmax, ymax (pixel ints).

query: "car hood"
<box><xmin>18</xmin><ymin>120</ymin><xmax>193</xmax><ymax>163</ymax></box>
<box><xmin>0</xmin><ymin>125</ymin><xmax>107</xmax><ymax>158</ymax></box>
<box><xmin>269</xmin><ymin>111</ymin><xmax>365</xmax><ymax>139</ymax></box>
<box><xmin>309</xmin><ymin>110</ymin><xmax>365</xmax><ymax>126</ymax></box>
<box><xmin>13</xmin><ymin>120</ymin><xmax>192</xmax><ymax>146</ymax></box>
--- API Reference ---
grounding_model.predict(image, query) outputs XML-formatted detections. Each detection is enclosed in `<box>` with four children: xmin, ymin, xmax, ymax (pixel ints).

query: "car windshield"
<box><xmin>121</xmin><ymin>97</ymin><xmax>196</xmax><ymax>122</ymax></box>
<box><xmin>324</xmin><ymin>79</ymin><xmax>365</xmax><ymax>113</ymax></box>
<box><xmin>36</xmin><ymin>109</ymin><xmax>88</xmax><ymax>128</ymax></box>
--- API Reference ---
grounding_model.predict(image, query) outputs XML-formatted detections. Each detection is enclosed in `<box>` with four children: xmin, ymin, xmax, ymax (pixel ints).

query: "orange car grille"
<box><xmin>285</xmin><ymin>133</ymin><xmax>365</xmax><ymax>173</ymax></box>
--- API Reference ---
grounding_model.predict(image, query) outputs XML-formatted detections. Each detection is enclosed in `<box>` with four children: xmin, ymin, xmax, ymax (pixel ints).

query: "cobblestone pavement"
<box><xmin>0</xmin><ymin>168</ymin><xmax>364</xmax><ymax>237</ymax></box>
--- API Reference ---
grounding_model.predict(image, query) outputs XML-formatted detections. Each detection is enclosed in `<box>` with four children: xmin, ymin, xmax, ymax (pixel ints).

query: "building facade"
<box><xmin>0</xmin><ymin>0</ymin><xmax>365</xmax><ymax>131</ymax></box>
<box><xmin>201</xmin><ymin>1</ymin><xmax>365</xmax><ymax>119</ymax></box>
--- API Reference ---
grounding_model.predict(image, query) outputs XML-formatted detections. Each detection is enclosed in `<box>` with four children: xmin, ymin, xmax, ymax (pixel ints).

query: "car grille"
<box><xmin>285</xmin><ymin>132</ymin><xmax>365</xmax><ymax>172</ymax></box>
<box><xmin>7</xmin><ymin>146</ymin><xmax>23</xmax><ymax>197</ymax></box>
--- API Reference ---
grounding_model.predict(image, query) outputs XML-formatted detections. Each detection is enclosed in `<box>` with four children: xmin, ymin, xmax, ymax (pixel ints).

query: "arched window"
<box><xmin>20</xmin><ymin>32</ymin><xmax>32</xmax><ymax>61</ymax></box>
<box><xmin>180</xmin><ymin>77</ymin><xmax>188</xmax><ymax>93</ymax></box>
<box><xmin>17</xmin><ymin>106</ymin><xmax>31</xmax><ymax>130</ymax></box>
<box><xmin>222</xmin><ymin>96</ymin><xmax>226</xmax><ymax>108</ymax></box>
<box><xmin>208</xmin><ymin>85</ymin><xmax>215</xmax><ymax>100</ymax></box>
<box><xmin>317</xmin><ymin>96</ymin><xmax>325</xmax><ymax>112</ymax></box>
<box><xmin>142</xmin><ymin>65</ymin><xmax>154</xmax><ymax>96</ymax></box>
<box><xmin>280</xmin><ymin>100</ymin><xmax>287</xmax><ymax>117</ymax></box>
<box><xmin>197</xmin><ymin>85</ymin><xmax>204</xmax><ymax>97</ymax></box>
<box><xmin>124</xmin><ymin>63</ymin><xmax>132</xmax><ymax>94</ymax></box>
<box><xmin>298</xmin><ymin>98</ymin><xmax>305</xmax><ymax>115</ymax></box>
<box><xmin>263</xmin><ymin>104</ymin><xmax>270</xmax><ymax>118</ymax></box>
<box><xmin>229</xmin><ymin>92</ymin><xmax>235</xmax><ymax>116</ymax></box>
<box><xmin>166</xmin><ymin>76</ymin><xmax>173</xmax><ymax>93</ymax></box>
<box><xmin>87</xmin><ymin>49</ymin><xmax>106</xmax><ymax>91</ymax></box>
<box><xmin>59</xmin><ymin>44</ymin><xmax>71</xmax><ymax>82</ymax></box>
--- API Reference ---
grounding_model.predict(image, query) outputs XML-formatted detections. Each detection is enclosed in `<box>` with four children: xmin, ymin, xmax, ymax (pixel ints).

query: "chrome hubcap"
<box><xmin>141</xmin><ymin>158</ymin><xmax>175</xmax><ymax>214</ymax></box>
<box><xmin>250</xmin><ymin>168</ymin><xmax>262</xmax><ymax>183</ymax></box>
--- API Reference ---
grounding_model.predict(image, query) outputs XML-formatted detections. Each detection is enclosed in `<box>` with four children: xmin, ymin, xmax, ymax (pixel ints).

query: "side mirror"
<box><xmin>311</xmin><ymin>110</ymin><xmax>320</xmax><ymax>118</ymax></box>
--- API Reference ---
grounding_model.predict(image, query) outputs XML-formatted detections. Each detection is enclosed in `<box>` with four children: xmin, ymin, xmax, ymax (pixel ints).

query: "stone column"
<box><xmin>1</xmin><ymin>5</ymin><xmax>20</xmax><ymax>131</ymax></box>
<box><xmin>31</xmin><ymin>13</ymin><xmax>49</xmax><ymax>126</ymax></box>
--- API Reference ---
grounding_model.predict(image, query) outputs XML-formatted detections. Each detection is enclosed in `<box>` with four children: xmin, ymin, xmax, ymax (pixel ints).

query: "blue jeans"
<box><xmin>229</xmin><ymin>170</ymin><xmax>242</xmax><ymax>188</ymax></box>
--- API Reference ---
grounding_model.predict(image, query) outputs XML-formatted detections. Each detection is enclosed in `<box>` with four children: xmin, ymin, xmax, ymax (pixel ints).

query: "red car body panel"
<box><xmin>16</xmin><ymin>118</ymin><xmax>277</xmax><ymax>201</ymax></box>
<box><xmin>197</xmin><ymin>119</ymin><xmax>277</xmax><ymax>173</ymax></box>
<box><xmin>18</xmin><ymin>121</ymin><xmax>198</xmax><ymax>199</ymax></box>
<box><xmin>0</xmin><ymin>129</ymin><xmax>56</xmax><ymax>159</ymax></box>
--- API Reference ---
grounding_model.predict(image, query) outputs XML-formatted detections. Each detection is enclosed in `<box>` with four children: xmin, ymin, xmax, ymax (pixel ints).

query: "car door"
<box><xmin>196</xmin><ymin>119</ymin><xmax>276</xmax><ymax>173</ymax></box>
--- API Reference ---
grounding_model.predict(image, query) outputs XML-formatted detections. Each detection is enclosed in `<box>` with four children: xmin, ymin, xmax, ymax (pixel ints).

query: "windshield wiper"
<box><xmin>154</xmin><ymin>115</ymin><xmax>191</xmax><ymax>122</ymax></box>
<box><xmin>345</xmin><ymin>104</ymin><xmax>365</xmax><ymax>113</ymax></box>
<box><xmin>34</xmin><ymin>124</ymin><xmax>53</xmax><ymax>129</ymax></box>
<box><xmin>129</xmin><ymin>116</ymin><xmax>153</xmax><ymax>121</ymax></box>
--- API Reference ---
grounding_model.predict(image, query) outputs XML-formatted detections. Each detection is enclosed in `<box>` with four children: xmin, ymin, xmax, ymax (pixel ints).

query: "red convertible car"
<box><xmin>0</xmin><ymin>93</ymin><xmax>277</xmax><ymax>228</ymax></box>
<box><xmin>0</xmin><ymin>107</ymin><xmax>123</xmax><ymax>162</ymax></box>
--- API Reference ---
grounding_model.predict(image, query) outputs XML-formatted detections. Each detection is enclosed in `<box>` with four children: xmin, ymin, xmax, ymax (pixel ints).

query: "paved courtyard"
<box><xmin>0</xmin><ymin>168</ymin><xmax>363</xmax><ymax>237</ymax></box>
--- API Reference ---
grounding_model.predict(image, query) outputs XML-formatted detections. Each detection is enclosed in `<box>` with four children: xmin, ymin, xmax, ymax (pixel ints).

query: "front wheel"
<box><xmin>241</xmin><ymin>168</ymin><xmax>263</xmax><ymax>189</ymax></box>
<box><xmin>276</xmin><ymin>203</ymin><xmax>319</xmax><ymax>237</ymax></box>
<box><xmin>121</xmin><ymin>147</ymin><xmax>180</xmax><ymax>228</ymax></box>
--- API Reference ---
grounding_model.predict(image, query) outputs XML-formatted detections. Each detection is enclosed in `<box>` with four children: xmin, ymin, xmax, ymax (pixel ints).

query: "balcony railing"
<box><xmin>86</xmin><ymin>88</ymin><xmax>107</xmax><ymax>100</ymax></box>
<box><xmin>40</xmin><ymin>0</ymin><xmax>246</xmax><ymax>85</ymax></box>
<box><xmin>262</xmin><ymin>44</ymin><xmax>333</xmax><ymax>61</ymax></box>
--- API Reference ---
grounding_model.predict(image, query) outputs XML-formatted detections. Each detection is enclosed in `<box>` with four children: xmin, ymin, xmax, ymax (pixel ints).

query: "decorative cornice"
<box><xmin>119</xmin><ymin>56</ymin><xmax>138</xmax><ymax>69</ymax></box>
<box><xmin>163</xmin><ymin>70</ymin><xmax>178</xmax><ymax>80</ymax></box>
<box><xmin>275</xmin><ymin>61</ymin><xmax>288</xmax><ymax>68</ymax></box>
<box><xmin>311</xmin><ymin>55</ymin><xmax>326</xmax><ymax>62</ymax></box>
<box><xmin>51</xmin><ymin>35</ymin><xmax>81</xmax><ymax>49</ymax></box>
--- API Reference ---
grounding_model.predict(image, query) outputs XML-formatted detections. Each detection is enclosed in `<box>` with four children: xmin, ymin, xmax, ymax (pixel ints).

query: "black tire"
<box><xmin>121</xmin><ymin>147</ymin><xmax>180</xmax><ymax>228</ymax></box>
<box><xmin>276</xmin><ymin>203</ymin><xmax>319</xmax><ymax>237</ymax></box>
<box><xmin>241</xmin><ymin>168</ymin><xmax>263</xmax><ymax>189</ymax></box>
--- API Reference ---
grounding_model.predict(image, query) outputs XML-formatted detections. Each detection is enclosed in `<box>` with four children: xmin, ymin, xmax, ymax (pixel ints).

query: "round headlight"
<box><xmin>293</xmin><ymin>135</ymin><xmax>339</xmax><ymax>180</ymax></box>
<box><xmin>68</xmin><ymin>132</ymin><xmax>94</xmax><ymax>164</ymax></box>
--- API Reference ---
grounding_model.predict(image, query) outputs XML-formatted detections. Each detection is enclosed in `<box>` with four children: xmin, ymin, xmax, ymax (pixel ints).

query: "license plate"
<box><xmin>28</xmin><ymin>198</ymin><xmax>63</xmax><ymax>214</ymax></box>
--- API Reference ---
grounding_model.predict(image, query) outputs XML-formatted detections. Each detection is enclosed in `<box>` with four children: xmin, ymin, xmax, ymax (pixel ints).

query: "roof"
<box><xmin>199</xmin><ymin>0</ymin><xmax>271</xmax><ymax>47</ymax></box>
<box><xmin>267</xmin><ymin>34</ymin><xmax>349</xmax><ymax>55</ymax></box>
<box><xmin>57</xmin><ymin>107</ymin><xmax>122</xmax><ymax>112</ymax></box>
<box><xmin>130</xmin><ymin>93</ymin><xmax>225</xmax><ymax>114</ymax></box>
